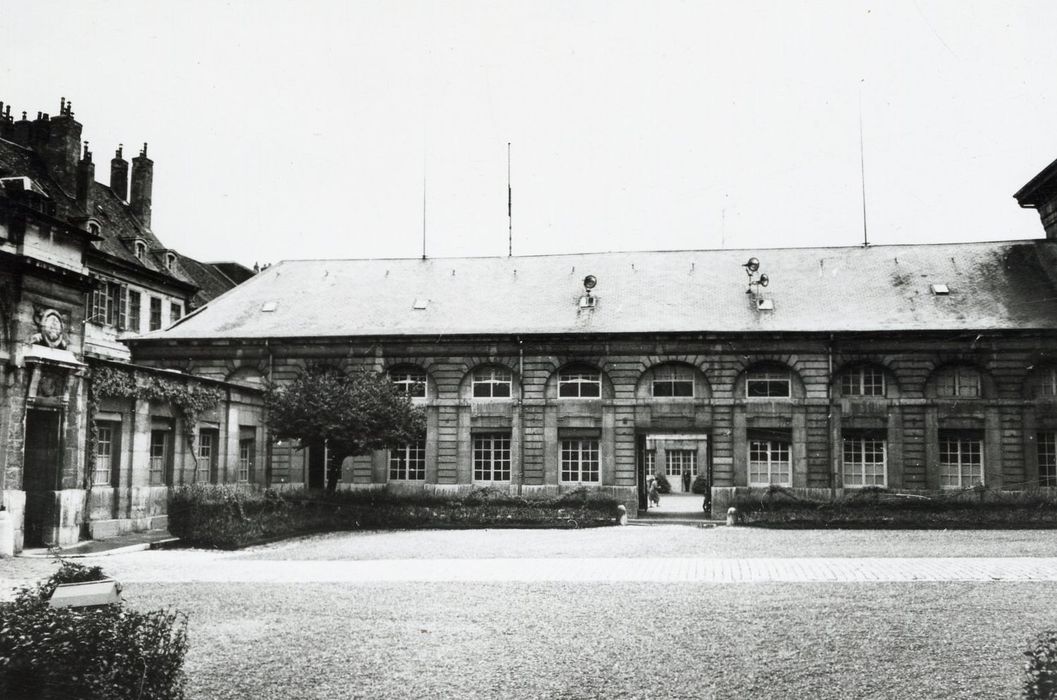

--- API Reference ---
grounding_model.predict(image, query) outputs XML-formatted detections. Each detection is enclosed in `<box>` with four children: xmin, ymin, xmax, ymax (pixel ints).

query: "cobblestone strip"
<box><xmin>98</xmin><ymin>556</ymin><xmax>1057</xmax><ymax>584</ymax></box>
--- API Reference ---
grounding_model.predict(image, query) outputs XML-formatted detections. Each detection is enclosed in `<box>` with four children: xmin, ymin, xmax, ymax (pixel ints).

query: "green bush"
<box><xmin>691</xmin><ymin>473</ymin><xmax>709</xmax><ymax>495</ymax></box>
<box><xmin>1025</xmin><ymin>630</ymin><xmax>1057</xmax><ymax>699</ymax></box>
<box><xmin>0</xmin><ymin>561</ymin><xmax>189</xmax><ymax>700</ymax></box>
<box><xmin>655</xmin><ymin>474</ymin><xmax>672</xmax><ymax>494</ymax></box>
<box><xmin>728</xmin><ymin>485</ymin><xmax>1057</xmax><ymax>529</ymax></box>
<box><xmin>169</xmin><ymin>484</ymin><xmax>623</xmax><ymax>548</ymax></box>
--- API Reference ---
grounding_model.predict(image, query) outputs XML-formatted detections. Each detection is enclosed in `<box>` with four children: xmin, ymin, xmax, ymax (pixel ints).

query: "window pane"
<box><xmin>1039</xmin><ymin>432</ymin><xmax>1057</xmax><ymax>487</ymax></box>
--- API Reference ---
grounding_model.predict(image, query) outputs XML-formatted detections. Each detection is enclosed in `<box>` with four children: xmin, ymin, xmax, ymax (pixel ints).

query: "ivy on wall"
<box><xmin>84</xmin><ymin>364</ymin><xmax>223</xmax><ymax>489</ymax></box>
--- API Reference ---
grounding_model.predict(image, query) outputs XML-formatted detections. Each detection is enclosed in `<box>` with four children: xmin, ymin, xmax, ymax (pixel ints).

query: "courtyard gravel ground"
<box><xmin>4</xmin><ymin>527</ymin><xmax>1057</xmax><ymax>698</ymax></box>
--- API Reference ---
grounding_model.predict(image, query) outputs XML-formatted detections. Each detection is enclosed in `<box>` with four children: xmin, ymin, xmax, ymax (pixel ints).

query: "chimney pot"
<box><xmin>130</xmin><ymin>144</ymin><xmax>154</xmax><ymax>229</ymax></box>
<box><xmin>110</xmin><ymin>143</ymin><xmax>129</xmax><ymax>201</ymax></box>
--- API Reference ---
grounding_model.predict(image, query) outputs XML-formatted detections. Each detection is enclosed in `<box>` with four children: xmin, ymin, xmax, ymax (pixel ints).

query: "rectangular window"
<box><xmin>473</xmin><ymin>433</ymin><xmax>511</xmax><ymax>481</ymax></box>
<box><xmin>389</xmin><ymin>440</ymin><xmax>426</xmax><ymax>480</ymax></box>
<box><xmin>746</xmin><ymin>369</ymin><xmax>791</xmax><ymax>399</ymax></box>
<box><xmin>197</xmin><ymin>429</ymin><xmax>217</xmax><ymax>484</ymax></box>
<box><xmin>472</xmin><ymin>368</ymin><xmax>512</xmax><ymax>398</ymax></box>
<box><xmin>92</xmin><ymin>422</ymin><xmax>119</xmax><ymax>486</ymax></box>
<box><xmin>238</xmin><ymin>427</ymin><xmax>256</xmax><ymax>483</ymax></box>
<box><xmin>939</xmin><ymin>430</ymin><xmax>983</xmax><ymax>488</ymax></box>
<box><xmin>149</xmin><ymin>297</ymin><xmax>162</xmax><ymax>331</ymax></box>
<box><xmin>666</xmin><ymin>450</ymin><xmax>697</xmax><ymax>480</ymax></box>
<box><xmin>652</xmin><ymin>365</ymin><xmax>694</xmax><ymax>397</ymax></box>
<box><xmin>1039</xmin><ymin>432</ymin><xmax>1057</xmax><ymax>487</ymax></box>
<box><xmin>748</xmin><ymin>430</ymin><xmax>791</xmax><ymax>485</ymax></box>
<box><xmin>558</xmin><ymin>369</ymin><xmax>601</xmax><ymax>398</ymax></box>
<box><xmin>842</xmin><ymin>432</ymin><xmax>887</xmax><ymax>487</ymax></box>
<box><xmin>128</xmin><ymin>290</ymin><xmax>142</xmax><ymax>332</ymax></box>
<box><xmin>560</xmin><ymin>438</ymin><xmax>600</xmax><ymax>482</ymax></box>
<box><xmin>89</xmin><ymin>281</ymin><xmax>123</xmax><ymax>326</ymax></box>
<box><xmin>644</xmin><ymin>449</ymin><xmax>655</xmax><ymax>475</ymax></box>
<box><xmin>840</xmin><ymin>367</ymin><xmax>885</xmax><ymax>397</ymax></box>
<box><xmin>149</xmin><ymin>429</ymin><xmax>169</xmax><ymax>486</ymax></box>
<box><xmin>171</xmin><ymin>302</ymin><xmax>182</xmax><ymax>322</ymax></box>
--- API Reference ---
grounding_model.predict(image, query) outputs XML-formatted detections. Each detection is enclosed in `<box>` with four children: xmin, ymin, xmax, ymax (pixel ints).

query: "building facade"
<box><xmin>0</xmin><ymin>100</ymin><xmax>260</xmax><ymax>551</ymax></box>
<box><xmin>128</xmin><ymin>209</ymin><xmax>1057</xmax><ymax>516</ymax></box>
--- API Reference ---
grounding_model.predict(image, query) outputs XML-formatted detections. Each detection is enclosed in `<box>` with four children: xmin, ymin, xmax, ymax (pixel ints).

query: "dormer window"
<box><xmin>165</xmin><ymin>252</ymin><xmax>177</xmax><ymax>271</ymax></box>
<box><xmin>134</xmin><ymin>240</ymin><xmax>146</xmax><ymax>260</ymax></box>
<box><xmin>86</xmin><ymin>221</ymin><xmax>101</xmax><ymax>236</ymax></box>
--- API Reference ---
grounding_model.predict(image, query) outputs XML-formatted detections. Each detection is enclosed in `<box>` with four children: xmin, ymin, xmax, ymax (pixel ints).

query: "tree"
<box><xmin>264</xmin><ymin>368</ymin><xmax>425</xmax><ymax>491</ymax></box>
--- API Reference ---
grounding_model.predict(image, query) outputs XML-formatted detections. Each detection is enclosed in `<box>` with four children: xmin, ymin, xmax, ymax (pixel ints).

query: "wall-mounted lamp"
<box><xmin>743</xmin><ymin>258</ymin><xmax>769</xmax><ymax>296</ymax></box>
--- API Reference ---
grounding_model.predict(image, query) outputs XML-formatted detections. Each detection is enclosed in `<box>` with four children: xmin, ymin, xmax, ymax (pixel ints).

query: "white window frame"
<box><xmin>938</xmin><ymin>433</ymin><xmax>984</xmax><ymax>488</ymax></box>
<box><xmin>558</xmin><ymin>368</ymin><xmax>602</xmax><ymax>399</ymax></box>
<box><xmin>560</xmin><ymin>438</ymin><xmax>600</xmax><ymax>483</ymax></box>
<box><xmin>841</xmin><ymin>434</ymin><xmax>887</xmax><ymax>487</ymax></box>
<box><xmin>665</xmin><ymin>450</ymin><xmax>697</xmax><ymax>479</ymax></box>
<box><xmin>127</xmin><ymin>289</ymin><xmax>142</xmax><ymax>332</ymax></box>
<box><xmin>149</xmin><ymin>430</ymin><xmax>168</xmax><ymax>486</ymax></box>
<box><xmin>652</xmin><ymin>365</ymin><xmax>695</xmax><ymax>398</ymax></box>
<box><xmin>472</xmin><ymin>367</ymin><xmax>513</xmax><ymax>399</ymax></box>
<box><xmin>389</xmin><ymin>440</ymin><xmax>426</xmax><ymax>481</ymax></box>
<box><xmin>748</xmin><ymin>438</ymin><xmax>791</xmax><ymax>486</ymax></box>
<box><xmin>745</xmin><ymin>368</ymin><xmax>792</xmax><ymax>399</ymax></box>
<box><xmin>92</xmin><ymin>423</ymin><xmax>114</xmax><ymax>486</ymax></box>
<box><xmin>473</xmin><ymin>432</ymin><xmax>512</xmax><ymax>481</ymax></box>
<box><xmin>238</xmin><ymin>437</ymin><xmax>254</xmax><ymax>483</ymax></box>
<box><xmin>840</xmin><ymin>366</ymin><xmax>886</xmax><ymax>397</ymax></box>
<box><xmin>389</xmin><ymin>368</ymin><xmax>427</xmax><ymax>398</ymax></box>
<box><xmin>197</xmin><ymin>429</ymin><xmax>215</xmax><ymax>483</ymax></box>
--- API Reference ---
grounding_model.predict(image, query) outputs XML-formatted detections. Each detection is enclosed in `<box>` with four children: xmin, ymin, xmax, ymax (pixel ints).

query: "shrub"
<box><xmin>1025</xmin><ymin>630</ymin><xmax>1057</xmax><ymax>699</ymax></box>
<box><xmin>169</xmin><ymin>484</ymin><xmax>623</xmax><ymax>548</ymax></box>
<box><xmin>691</xmin><ymin>473</ymin><xmax>709</xmax><ymax>495</ymax></box>
<box><xmin>0</xmin><ymin>561</ymin><xmax>189</xmax><ymax>700</ymax></box>
<box><xmin>655</xmin><ymin>473</ymin><xmax>672</xmax><ymax>494</ymax></box>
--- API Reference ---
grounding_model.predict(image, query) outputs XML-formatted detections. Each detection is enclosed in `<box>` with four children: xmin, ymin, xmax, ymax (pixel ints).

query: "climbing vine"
<box><xmin>84</xmin><ymin>364</ymin><xmax>223</xmax><ymax>488</ymax></box>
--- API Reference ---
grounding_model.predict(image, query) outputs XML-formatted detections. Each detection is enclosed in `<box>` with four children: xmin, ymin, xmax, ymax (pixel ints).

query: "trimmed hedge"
<box><xmin>0</xmin><ymin>561</ymin><xmax>188</xmax><ymax>700</ymax></box>
<box><xmin>169</xmin><ymin>485</ymin><xmax>623</xmax><ymax>549</ymax></box>
<box><xmin>731</xmin><ymin>485</ymin><xmax>1057</xmax><ymax>529</ymax></box>
<box><xmin>1025</xmin><ymin>630</ymin><xmax>1057</xmax><ymax>699</ymax></box>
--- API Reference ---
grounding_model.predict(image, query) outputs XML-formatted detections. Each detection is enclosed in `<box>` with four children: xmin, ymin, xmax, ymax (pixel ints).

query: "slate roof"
<box><xmin>137</xmin><ymin>239</ymin><xmax>1057</xmax><ymax>341</ymax></box>
<box><xmin>0</xmin><ymin>135</ymin><xmax>243</xmax><ymax>304</ymax></box>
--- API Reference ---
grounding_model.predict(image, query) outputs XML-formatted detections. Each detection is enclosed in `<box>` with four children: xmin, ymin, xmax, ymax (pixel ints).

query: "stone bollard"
<box><xmin>726</xmin><ymin>506</ymin><xmax>738</xmax><ymax>527</ymax></box>
<box><xmin>616</xmin><ymin>504</ymin><xmax>628</xmax><ymax>526</ymax></box>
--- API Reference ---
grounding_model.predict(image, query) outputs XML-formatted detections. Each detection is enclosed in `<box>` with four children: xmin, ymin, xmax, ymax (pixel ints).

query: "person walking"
<box><xmin>682</xmin><ymin>469</ymin><xmax>691</xmax><ymax>493</ymax></box>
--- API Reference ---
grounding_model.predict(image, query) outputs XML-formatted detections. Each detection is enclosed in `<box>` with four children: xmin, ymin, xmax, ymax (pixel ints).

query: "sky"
<box><xmin>2</xmin><ymin>1</ymin><xmax>1057</xmax><ymax>267</ymax></box>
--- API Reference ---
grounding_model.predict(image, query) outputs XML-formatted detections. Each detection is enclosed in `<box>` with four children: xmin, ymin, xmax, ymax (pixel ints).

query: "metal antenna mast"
<box><xmin>422</xmin><ymin>154</ymin><xmax>427</xmax><ymax>260</ymax></box>
<box><xmin>859</xmin><ymin>82</ymin><xmax>869</xmax><ymax>247</ymax></box>
<box><xmin>507</xmin><ymin>142</ymin><xmax>512</xmax><ymax>257</ymax></box>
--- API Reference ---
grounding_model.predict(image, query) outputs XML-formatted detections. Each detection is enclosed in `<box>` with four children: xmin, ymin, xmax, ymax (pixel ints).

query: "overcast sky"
<box><xmin>3</xmin><ymin>1</ymin><xmax>1057</xmax><ymax>266</ymax></box>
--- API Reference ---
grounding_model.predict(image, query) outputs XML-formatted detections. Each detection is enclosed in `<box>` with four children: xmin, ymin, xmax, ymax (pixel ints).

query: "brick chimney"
<box><xmin>76</xmin><ymin>141</ymin><xmax>94</xmax><ymax>211</ymax></box>
<box><xmin>1015</xmin><ymin>156</ymin><xmax>1057</xmax><ymax>240</ymax></box>
<box><xmin>10</xmin><ymin>110</ymin><xmax>31</xmax><ymax>148</ymax></box>
<box><xmin>34</xmin><ymin>98</ymin><xmax>83</xmax><ymax>196</ymax></box>
<box><xmin>130</xmin><ymin>142</ymin><xmax>153</xmax><ymax>229</ymax></box>
<box><xmin>110</xmin><ymin>144</ymin><xmax>129</xmax><ymax>201</ymax></box>
<box><xmin>0</xmin><ymin>102</ymin><xmax>12</xmax><ymax>141</ymax></box>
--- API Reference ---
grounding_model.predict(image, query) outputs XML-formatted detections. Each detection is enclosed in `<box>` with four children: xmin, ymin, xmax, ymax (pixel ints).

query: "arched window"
<box><xmin>1030</xmin><ymin>365</ymin><xmax>1057</xmax><ymax>399</ymax></box>
<box><xmin>652</xmin><ymin>364</ymin><xmax>694</xmax><ymax>398</ymax></box>
<box><xmin>745</xmin><ymin>366</ymin><xmax>792</xmax><ymax>399</ymax></box>
<box><xmin>933</xmin><ymin>366</ymin><xmax>982</xmax><ymax>398</ymax></box>
<box><xmin>839</xmin><ymin>365</ymin><xmax>886</xmax><ymax>397</ymax></box>
<box><xmin>558</xmin><ymin>365</ymin><xmax>602</xmax><ymax>399</ymax></box>
<box><xmin>388</xmin><ymin>366</ymin><xmax>427</xmax><ymax>398</ymax></box>
<box><xmin>471</xmin><ymin>366</ymin><xmax>513</xmax><ymax>398</ymax></box>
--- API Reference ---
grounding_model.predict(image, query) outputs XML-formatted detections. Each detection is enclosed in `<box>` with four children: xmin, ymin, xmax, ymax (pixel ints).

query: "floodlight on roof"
<box><xmin>743</xmin><ymin>257</ymin><xmax>760</xmax><ymax>273</ymax></box>
<box><xmin>583</xmin><ymin>275</ymin><xmax>597</xmax><ymax>290</ymax></box>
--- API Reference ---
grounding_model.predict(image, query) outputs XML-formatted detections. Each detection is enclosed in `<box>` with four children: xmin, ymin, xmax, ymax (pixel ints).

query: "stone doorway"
<box><xmin>638</xmin><ymin>432</ymin><xmax>710</xmax><ymax>512</ymax></box>
<box><xmin>23</xmin><ymin>408</ymin><xmax>62</xmax><ymax>547</ymax></box>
